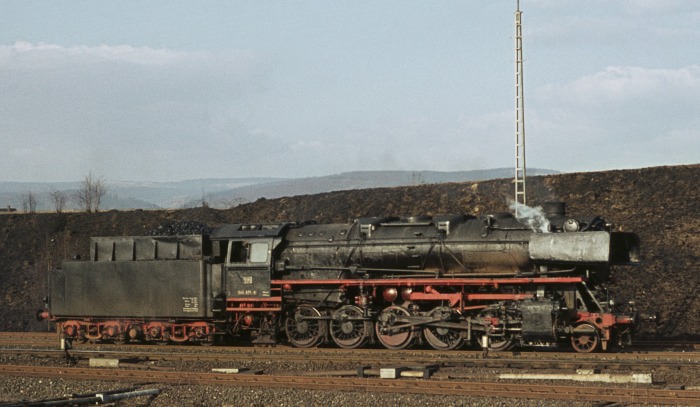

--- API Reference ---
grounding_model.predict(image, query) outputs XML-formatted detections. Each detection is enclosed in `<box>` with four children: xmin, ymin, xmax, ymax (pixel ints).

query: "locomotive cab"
<box><xmin>210</xmin><ymin>222</ymin><xmax>289</xmax><ymax>299</ymax></box>
<box><xmin>224</xmin><ymin>239</ymin><xmax>274</xmax><ymax>298</ymax></box>
<box><xmin>209</xmin><ymin>223</ymin><xmax>290</xmax><ymax>344</ymax></box>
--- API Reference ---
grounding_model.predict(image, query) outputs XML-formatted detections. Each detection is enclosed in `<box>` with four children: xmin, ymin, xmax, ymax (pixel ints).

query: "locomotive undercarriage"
<box><xmin>57</xmin><ymin>318</ymin><xmax>221</xmax><ymax>345</ymax></box>
<box><xmin>53</xmin><ymin>276</ymin><xmax>635</xmax><ymax>354</ymax></box>
<box><xmin>278</xmin><ymin>277</ymin><xmax>636</xmax><ymax>353</ymax></box>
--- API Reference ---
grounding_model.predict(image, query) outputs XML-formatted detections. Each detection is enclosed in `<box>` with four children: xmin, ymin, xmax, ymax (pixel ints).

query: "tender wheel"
<box><xmin>144</xmin><ymin>323</ymin><xmax>166</xmax><ymax>344</ymax></box>
<box><xmin>113</xmin><ymin>333</ymin><xmax>128</xmax><ymax>345</ymax></box>
<box><xmin>375</xmin><ymin>306</ymin><xmax>416</xmax><ymax>350</ymax></box>
<box><xmin>76</xmin><ymin>329</ymin><xmax>87</xmax><ymax>344</ymax></box>
<box><xmin>85</xmin><ymin>325</ymin><xmax>102</xmax><ymax>343</ymax></box>
<box><xmin>127</xmin><ymin>327</ymin><xmax>143</xmax><ymax>343</ymax></box>
<box><xmin>61</xmin><ymin>322</ymin><xmax>80</xmax><ymax>340</ymax></box>
<box><xmin>423</xmin><ymin>307</ymin><xmax>464</xmax><ymax>350</ymax></box>
<box><xmin>285</xmin><ymin>305</ymin><xmax>327</xmax><ymax>348</ymax></box>
<box><xmin>201</xmin><ymin>334</ymin><xmax>217</xmax><ymax>346</ymax></box>
<box><xmin>571</xmin><ymin>323</ymin><xmax>600</xmax><ymax>353</ymax></box>
<box><xmin>330</xmin><ymin>305</ymin><xmax>371</xmax><ymax>349</ymax></box>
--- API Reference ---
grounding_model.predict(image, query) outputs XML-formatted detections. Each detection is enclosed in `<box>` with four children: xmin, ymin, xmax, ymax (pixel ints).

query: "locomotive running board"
<box><xmin>272</xmin><ymin>276</ymin><xmax>584</xmax><ymax>287</ymax></box>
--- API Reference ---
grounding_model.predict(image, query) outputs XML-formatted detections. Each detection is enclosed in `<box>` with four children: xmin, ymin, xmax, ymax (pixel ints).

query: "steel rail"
<box><xmin>3</xmin><ymin>344</ymin><xmax>700</xmax><ymax>363</ymax></box>
<box><xmin>0</xmin><ymin>364</ymin><xmax>698</xmax><ymax>405</ymax></box>
<box><xmin>1</xmin><ymin>332</ymin><xmax>698</xmax><ymax>352</ymax></box>
<box><xmin>1</xmin><ymin>347</ymin><xmax>699</xmax><ymax>371</ymax></box>
<box><xmin>0</xmin><ymin>348</ymin><xmax>700</xmax><ymax>368</ymax></box>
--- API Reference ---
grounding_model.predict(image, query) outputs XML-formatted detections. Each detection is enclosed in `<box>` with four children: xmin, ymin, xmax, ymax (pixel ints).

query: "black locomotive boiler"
<box><xmin>40</xmin><ymin>202</ymin><xmax>640</xmax><ymax>353</ymax></box>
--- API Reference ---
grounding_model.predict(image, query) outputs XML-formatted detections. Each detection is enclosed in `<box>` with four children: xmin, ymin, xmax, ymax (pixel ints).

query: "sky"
<box><xmin>1</xmin><ymin>1</ymin><xmax>698</xmax><ymax>183</ymax></box>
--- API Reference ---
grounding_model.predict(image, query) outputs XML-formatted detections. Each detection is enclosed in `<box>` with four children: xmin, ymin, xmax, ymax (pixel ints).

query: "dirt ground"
<box><xmin>1</xmin><ymin>164</ymin><xmax>698</xmax><ymax>339</ymax></box>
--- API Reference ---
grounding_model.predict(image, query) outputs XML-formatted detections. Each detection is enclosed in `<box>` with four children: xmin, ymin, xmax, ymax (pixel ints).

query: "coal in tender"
<box><xmin>145</xmin><ymin>221</ymin><xmax>212</xmax><ymax>236</ymax></box>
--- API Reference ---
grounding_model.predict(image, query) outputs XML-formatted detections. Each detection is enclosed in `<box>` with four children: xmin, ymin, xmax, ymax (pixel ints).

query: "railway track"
<box><xmin>2</xmin><ymin>332</ymin><xmax>699</xmax><ymax>405</ymax></box>
<box><xmin>0</xmin><ymin>332</ymin><xmax>700</xmax><ymax>354</ymax></box>
<box><xmin>2</xmin><ymin>347</ymin><xmax>699</xmax><ymax>373</ymax></box>
<box><xmin>0</xmin><ymin>364</ymin><xmax>698</xmax><ymax>405</ymax></box>
<box><xmin>2</xmin><ymin>332</ymin><xmax>700</xmax><ymax>371</ymax></box>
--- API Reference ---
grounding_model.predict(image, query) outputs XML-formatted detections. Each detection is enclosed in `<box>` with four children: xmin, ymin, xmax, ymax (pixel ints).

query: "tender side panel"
<box><xmin>49</xmin><ymin>260</ymin><xmax>210</xmax><ymax>318</ymax></box>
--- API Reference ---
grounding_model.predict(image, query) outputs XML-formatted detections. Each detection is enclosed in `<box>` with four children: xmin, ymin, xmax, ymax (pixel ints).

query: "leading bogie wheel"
<box><xmin>570</xmin><ymin>323</ymin><xmax>600</xmax><ymax>353</ymax></box>
<box><xmin>477</xmin><ymin>306</ymin><xmax>517</xmax><ymax>352</ymax></box>
<box><xmin>480</xmin><ymin>334</ymin><xmax>515</xmax><ymax>352</ymax></box>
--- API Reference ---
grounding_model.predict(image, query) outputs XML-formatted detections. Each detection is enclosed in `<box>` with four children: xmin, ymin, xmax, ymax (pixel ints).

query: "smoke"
<box><xmin>508</xmin><ymin>200</ymin><xmax>551</xmax><ymax>233</ymax></box>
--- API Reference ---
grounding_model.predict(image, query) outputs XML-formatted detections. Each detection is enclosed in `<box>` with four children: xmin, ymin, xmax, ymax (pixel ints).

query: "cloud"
<box><xmin>526</xmin><ymin>1</ymin><xmax>700</xmax><ymax>47</ymax></box>
<box><xmin>530</xmin><ymin>65</ymin><xmax>700</xmax><ymax>170</ymax></box>
<box><xmin>0</xmin><ymin>38</ymin><xmax>697</xmax><ymax>183</ymax></box>
<box><xmin>528</xmin><ymin>0</ymin><xmax>700</xmax><ymax>14</ymax></box>
<box><xmin>539</xmin><ymin>65</ymin><xmax>700</xmax><ymax>104</ymax></box>
<box><xmin>0</xmin><ymin>41</ymin><xmax>193</xmax><ymax>68</ymax></box>
<box><xmin>621</xmin><ymin>0</ymin><xmax>700</xmax><ymax>14</ymax></box>
<box><xmin>0</xmin><ymin>42</ymin><xmax>270</xmax><ymax>181</ymax></box>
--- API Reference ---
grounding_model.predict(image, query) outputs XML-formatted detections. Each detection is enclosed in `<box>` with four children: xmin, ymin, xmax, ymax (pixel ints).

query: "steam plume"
<box><xmin>509</xmin><ymin>200</ymin><xmax>550</xmax><ymax>233</ymax></box>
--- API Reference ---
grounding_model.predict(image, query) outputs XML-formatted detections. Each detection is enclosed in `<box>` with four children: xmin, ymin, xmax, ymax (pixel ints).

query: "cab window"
<box><xmin>249</xmin><ymin>242</ymin><xmax>269</xmax><ymax>263</ymax></box>
<box><xmin>228</xmin><ymin>242</ymin><xmax>247</xmax><ymax>263</ymax></box>
<box><xmin>228</xmin><ymin>241</ymin><xmax>269</xmax><ymax>264</ymax></box>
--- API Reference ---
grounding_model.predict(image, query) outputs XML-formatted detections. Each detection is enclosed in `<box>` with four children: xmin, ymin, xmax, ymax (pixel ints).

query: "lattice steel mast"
<box><xmin>514</xmin><ymin>0</ymin><xmax>527</xmax><ymax>215</ymax></box>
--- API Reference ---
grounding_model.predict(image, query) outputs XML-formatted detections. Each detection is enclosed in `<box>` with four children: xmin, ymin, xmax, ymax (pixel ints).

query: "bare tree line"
<box><xmin>19</xmin><ymin>172</ymin><xmax>108</xmax><ymax>213</ymax></box>
<box><xmin>49</xmin><ymin>189</ymin><xmax>68</xmax><ymax>213</ymax></box>
<box><xmin>21</xmin><ymin>191</ymin><xmax>38</xmax><ymax>213</ymax></box>
<box><xmin>14</xmin><ymin>173</ymin><xmax>253</xmax><ymax>213</ymax></box>
<box><xmin>73</xmin><ymin>172</ymin><xmax>107</xmax><ymax>212</ymax></box>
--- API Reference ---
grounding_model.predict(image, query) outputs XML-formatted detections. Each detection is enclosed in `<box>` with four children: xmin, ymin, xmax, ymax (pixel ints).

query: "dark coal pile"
<box><xmin>145</xmin><ymin>220</ymin><xmax>212</xmax><ymax>236</ymax></box>
<box><xmin>0</xmin><ymin>164</ymin><xmax>698</xmax><ymax>339</ymax></box>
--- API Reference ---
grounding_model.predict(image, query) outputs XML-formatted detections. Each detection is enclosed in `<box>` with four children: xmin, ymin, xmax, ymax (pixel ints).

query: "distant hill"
<box><xmin>0</xmin><ymin>178</ymin><xmax>280</xmax><ymax>211</ymax></box>
<box><xmin>206</xmin><ymin>168</ymin><xmax>559</xmax><ymax>207</ymax></box>
<box><xmin>0</xmin><ymin>168</ymin><xmax>558</xmax><ymax>211</ymax></box>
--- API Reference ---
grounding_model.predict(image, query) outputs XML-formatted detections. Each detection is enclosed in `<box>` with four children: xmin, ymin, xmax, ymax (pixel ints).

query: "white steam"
<box><xmin>509</xmin><ymin>201</ymin><xmax>551</xmax><ymax>233</ymax></box>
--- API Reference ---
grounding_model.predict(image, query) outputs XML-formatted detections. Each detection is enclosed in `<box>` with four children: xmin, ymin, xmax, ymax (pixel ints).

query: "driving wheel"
<box><xmin>375</xmin><ymin>305</ymin><xmax>416</xmax><ymax>350</ymax></box>
<box><xmin>330</xmin><ymin>305</ymin><xmax>371</xmax><ymax>349</ymax></box>
<box><xmin>285</xmin><ymin>305</ymin><xmax>326</xmax><ymax>348</ymax></box>
<box><xmin>423</xmin><ymin>307</ymin><xmax>464</xmax><ymax>350</ymax></box>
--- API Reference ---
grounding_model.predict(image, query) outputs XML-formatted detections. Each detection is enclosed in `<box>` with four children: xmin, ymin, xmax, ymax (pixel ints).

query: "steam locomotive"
<box><xmin>39</xmin><ymin>202</ymin><xmax>640</xmax><ymax>353</ymax></box>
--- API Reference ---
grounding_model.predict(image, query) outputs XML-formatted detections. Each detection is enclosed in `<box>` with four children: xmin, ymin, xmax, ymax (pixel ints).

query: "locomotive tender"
<box><xmin>40</xmin><ymin>202</ymin><xmax>640</xmax><ymax>353</ymax></box>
